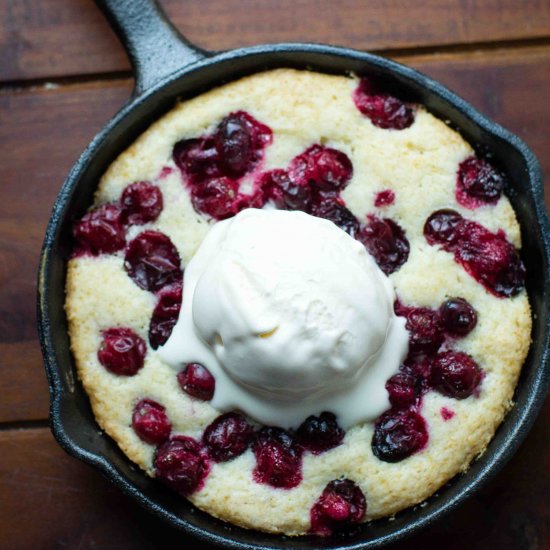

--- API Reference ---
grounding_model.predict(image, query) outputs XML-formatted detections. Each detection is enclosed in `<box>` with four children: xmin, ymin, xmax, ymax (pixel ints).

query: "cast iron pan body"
<box><xmin>38</xmin><ymin>0</ymin><xmax>550</xmax><ymax>548</ymax></box>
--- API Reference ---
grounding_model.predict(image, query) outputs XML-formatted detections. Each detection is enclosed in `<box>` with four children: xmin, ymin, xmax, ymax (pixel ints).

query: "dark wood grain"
<box><xmin>410</xmin><ymin>45</ymin><xmax>550</xmax><ymax>179</ymax></box>
<box><xmin>1</xmin><ymin>46</ymin><xmax>550</xmax><ymax>424</ymax></box>
<box><xmin>0</xmin><ymin>427</ymin><xmax>215</xmax><ymax>549</ymax></box>
<box><xmin>2</xmin><ymin>0</ymin><xmax>550</xmax><ymax>82</ymax></box>
<box><xmin>0</xmin><ymin>80</ymin><xmax>131</xmax><ymax>423</ymax></box>
<box><xmin>1</xmin><ymin>29</ymin><xmax>549</xmax><ymax>547</ymax></box>
<box><xmin>0</xmin><ymin>398</ymin><xmax>548</xmax><ymax>549</ymax></box>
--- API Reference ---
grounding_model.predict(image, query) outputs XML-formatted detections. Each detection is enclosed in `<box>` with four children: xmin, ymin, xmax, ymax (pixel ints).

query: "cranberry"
<box><xmin>73</xmin><ymin>203</ymin><xmax>125</xmax><ymax>256</ymax></box>
<box><xmin>236</xmin><ymin>185</ymin><xmax>268</xmax><ymax>210</ymax></box>
<box><xmin>353</xmin><ymin>78</ymin><xmax>414</xmax><ymax>130</ymax></box>
<box><xmin>215</xmin><ymin>114</ymin><xmax>252</xmax><ymax>177</ymax></box>
<box><xmin>359</xmin><ymin>215</ymin><xmax>410</xmax><ymax>274</ymax></box>
<box><xmin>191</xmin><ymin>176</ymin><xmax>240</xmax><ymax>220</ymax></box>
<box><xmin>310</xmin><ymin>479</ymin><xmax>367</xmax><ymax>536</ymax></box>
<box><xmin>177</xmin><ymin>363</ymin><xmax>215</xmax><ymax>401</ymax></box>
<box><xmin>148</xmin><ymin>283</ymin><xmax>182</xmax><ymax>349</ymax></box>
<box><xmin>120</xmin><ymin>181</ymin><xmax>163</xmax><ymax>225</ymax></box>
<box><xmin>424</xmin><ymin>210</ymin><xmax>525</xmax><ymax>297</ymax></box>
<box><xmin>124</xmin><ymin>231</ymin><xmax>182</xmax><ymax>293</ymax></box>
<box><xmin>252</xmin><ymin>427</ymin><xmax>303</xmax><ymax>489</ymax></box>
<box><xmin>311</xmin><ymin>196</ymin><xmax>360</xmax><ymax>237</ymax></box>
<box><xmin>97</xmin><ymin>327</ymin><xmax>146</xmax><ymax>376</ymax></box>
<box><xmin>262</xmin><ymin>169</ymin><xmax>312</xmax><ymax>212</ymax></box>
<box><xmin>263</xmin><ymin>144</ymin><xmax>354</xmax><ymax>215</ymax></box>
<box><xmin>154</xmin><ymin>436</ymin><xmax>210</xmax><ymax>495</ymax></box>
<box><xmin>430</xmin><ymin>351</ymin><xmax>483</xmax><ymax>399</ymax></box>
<box><xmin>215</xmin><ymin>111</ymin><xmax>272</xmax><ymax>177</ymax></box>
<box><xmin>173</xmin><ymin>136</ymin><xmax>221</xmax><ymax>182</ymax></box>
<box><xmin>372</xmin><ymin>409</ymin><xmax>428</xmax><ymax>462</ymax></box>
<box><xmin>202</xmin><ymin>412</ymin><xmax>254</xmax><ymax>462</ymax></box>
<box><xmin>132</xmin><ymin>399</ymin><xmax>171</xmax><ymax>444</ymax></box>
<box><xmin>290</xmin><ymin>145</ymin><xmax>353</xmax><ymax>192</ymax></box>
<box><xmin>296</xmin><ymin>412</ymin><xmax>345</xmax><ymax>454</ymax></box>
<box><xmin>424</xmin><ymin>209</ymin><xmax>463</xmax><ymax>246</ymax></box>
<box><xmin>402</xmin><ymin>306</ymin><xmax>444</xmax><ymax>356</ymax></box>
<box><xmin>314</xmin><ymin>147</ymin><xmax>353</xmax><ymax>191</ymax></box>
<box><xmin>374</xmin><ymin>189</ymin><xmax>395</xmax><ymax>207</ymax></box>
<box><xmin>400</xmin><ymin>358</ymin><xmax>432</xmax><ymax>396</ymax></box>
<box><xmin>439</xmin><ymin>297</ymin><xmax>477</xmax><ymax>337</ymax></box>
<box><xmin>386</xmin><ymin>372</ymin><xmax>418</xmax><ymax>409</ymax></box>
<box><xmin>97</xmin><ymin>327</ymin><xmax>147</xmax><ymax>376</ymax></box>
<box><xmin>173</xmin><ymin>111</ymin><xmax>272</xmax><ymax>190</ymax></box>
<box><xmin>441</xmin><ymin>407</ymin><xmax>455</xmax><ymax>421</ymax></box>
<box><xmin>456</xmin><ymin>223</ymin><xmax>525</xmax><ymax>298</ymax></box>
<box><xmin>456</xmin><ymin>156</ymin><xmax>504</xmax><ymax>208</ymax></box>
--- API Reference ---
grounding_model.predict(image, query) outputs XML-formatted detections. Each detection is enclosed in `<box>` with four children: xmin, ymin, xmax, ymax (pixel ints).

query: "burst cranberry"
<box><xmin>124</xmin><ymin>231</ymin><xmax>182</xmax><ymax>292</ymax></box>
<box><xmin>401</xmin><ymin>357</ymin><xmax>432</xmax><ymax>396</ymax></box>
<box><xmin>252</xmin><ymin>427</ymin><xmax>303</xmax><ymax>489</ymax></box>
<box><xmin>311</xmin><ymin>196</ymin><xmax>360</xmax><ymax>236</ymax></box>
<box><xmin>149</xmin><ymin>283</ymin><xmax>182</xmax><ymax>349</ymax></box>
<box><xmin>430</xmin><ymin>351</ymin><xmax>483</xmax><ymax>399</ymax></box>
<box><xmin>154</xmin><ymin>436</ymin><xmax>210</xmax><ymax>495</ymax></box>
<box><xmin>393</xmin><ymin>299</ymin><xmax>409</xmax><ymax>317</ymax></box>
<box><xmin>353</xmin><ymin>78</ymin><xmax>414</xmax><ymax>130</ymax></box>
<box><xmin>120</xmin><ymin>181</ymin><xmax>163</xmax><ymax>225</ymax></box>
<box><xmin>386</xmin><ymin>372</ymin><xmax>418</xmax><ymax>409</ymax></box>
<box><xmin>173</xmin><ymin>136</ymin><xmax>221</xmax><ymax>182</ymax></box>
<box><xmin>296</xmin><ymin>412</ymin><xmax>345</xmax><ymax>454</ymax></box>
<box><xmin>290</xmin><ymin>145</ymin><xmax>353</xmax><ymax>192</ymax></box>
<box><xmin>403</xmin><ymin>306</ymin><xmax>443</xmax><ymax>356</ymax></box>
<box><xmin>191</xmin><ymin>177</ymin><xmax>240</xmax><ymax>220</ymax></box>
<box><xmin>132</xmin><ymin>399</ymin><xmax>171</xmax><ymax>444</ymax></box>
<box><xmin>424</xmin><ymin>210</ymin><xmax>525</xmax><ymax>297</ymax></box>
<box><xmin>456</xmin><ymin>156</ymin><xmax>504</xmax><ymax>208</ymax></box>
<box><xmin>372</xmin><ymin>409</ymin><xmax>428</xmax><ymax>462</ymax></box>
<box><xmin>97</xmin><ymin>327</ymin><xmax>146</xmax><ymax>376</ymax></box>
<box><xmin>202</xmin><ymin>412</ymin><xmax>254</xmax><ymax>462</ymax></box>
<box><xmin>424</xmin><ymin>209</ymin><xmax>463</xmax><ymax>246</ymax></box>
<box><xmin>359</xmin><ymin>215</ymin><xmax>410</xmax><ymax>274</ymax></box>
<box><xmin>159</xmin><ymin>166</ymin><xmax>175</xmax><ymax>179</ymax></box>
<box><xmin>455</xmin><ymin>223</ymin><xmax>525</xmax><ymax>298</ymax></box>
<box><xmin>215</xmin><ymin>111</ymin><xmax>273</xmax><ymax>177</ymax></box>
<box><xmin>236</xmin><ymin>185</ymin><xmax>268</xmax><ymax>210</ymax></box>
<box><xmin>73</xmin><ymin>203</ymin><xmax>125</xmax><ymax>256</ymax></box>
<box><xmin>439</xmin><ymin>297</ymin><xmax>477</xmax><ymax>337</ymax></box>
<box><xmin>310</xmin><ymin>479</ymin><xmax>367</xmax><ymax>536</ymax></box>
<box><xmin>173</xmin><ymin>111</ymin><xmax>272</xmax><ymax>186</ymax></box>
<box><xmin>177</xmin><ymin>363</ymin><xmax>215</xmax><ymax>401</ymax></box>
<box><xmin>374</xmin><ymin>189</ymin><xmax>395</xmax><ymax>207</ymax></box>
<box><xmin>262</xmin><ymin>169</ymin><xmax>312</xmax><ymax>212</ymax></box>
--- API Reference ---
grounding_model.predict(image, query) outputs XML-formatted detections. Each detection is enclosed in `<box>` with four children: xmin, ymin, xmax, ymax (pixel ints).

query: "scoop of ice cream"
<box><xmin>160</xmin><ymin>208</ymin><xmax>408</xmax><ymax>428</ymax></box>
<box><xmin>194</xmin><ymin>209</ymin><xmax>392</xmax><ymax>396</ymax></box>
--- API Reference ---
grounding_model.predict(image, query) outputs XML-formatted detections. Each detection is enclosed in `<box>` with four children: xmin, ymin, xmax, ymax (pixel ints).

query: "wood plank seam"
<box><xmin>2</xmin><ymin>35</ymin><xmax>550</xmax><ymax>90</ymax></box>
<box><xmin>0</xmin><ymin>419</ymin><xmax>50</xmax><ymax>432</ymax></box>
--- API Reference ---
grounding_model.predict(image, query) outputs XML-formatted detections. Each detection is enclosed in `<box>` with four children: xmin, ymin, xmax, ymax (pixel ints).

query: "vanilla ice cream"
<box><xmin>160</xmin><ymin>208</ymin><xmax>408</xmax><ymax>428</ymax></box>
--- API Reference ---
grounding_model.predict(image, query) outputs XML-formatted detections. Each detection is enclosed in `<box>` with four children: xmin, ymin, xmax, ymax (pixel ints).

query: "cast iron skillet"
<box><xmin>38</xmin><ymin>0</ymin><xmax>550</xmax><ymax>548</ymax></box>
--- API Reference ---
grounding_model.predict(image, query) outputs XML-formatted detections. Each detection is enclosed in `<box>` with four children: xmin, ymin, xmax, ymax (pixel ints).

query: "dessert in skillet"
<box><xmin>66</xmin><ymin>69</ymin><xmax>531</xmax><ymax>536</ymax></box>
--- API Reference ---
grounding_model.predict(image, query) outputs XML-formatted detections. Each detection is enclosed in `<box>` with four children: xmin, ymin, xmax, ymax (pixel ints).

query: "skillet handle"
<box><xmin>95</xmin><ymin>0</ymin><xmax>207</xmax><ymax>96</ymax></box>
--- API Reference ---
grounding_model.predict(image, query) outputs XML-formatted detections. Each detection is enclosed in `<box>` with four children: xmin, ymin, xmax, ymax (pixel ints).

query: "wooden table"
<box><xmin>1</xmin><ymin>1</ymin><xmax>549</xmax><ymax>548</ymax></box>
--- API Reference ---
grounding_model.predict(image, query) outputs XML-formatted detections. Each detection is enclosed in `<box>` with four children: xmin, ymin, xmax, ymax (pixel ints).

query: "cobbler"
<box><xmin>66</xmin><ymin>69</ymin><xmax>531</xmax><ymax>536</ymax></box>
